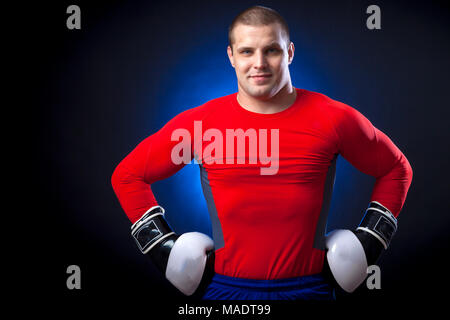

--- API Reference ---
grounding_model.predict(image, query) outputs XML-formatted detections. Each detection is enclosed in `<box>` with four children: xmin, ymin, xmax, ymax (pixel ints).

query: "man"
<box><xmin>111</xmin><ymin>6</ymin><xmax>412</xmax><ymax>300</ymax></box>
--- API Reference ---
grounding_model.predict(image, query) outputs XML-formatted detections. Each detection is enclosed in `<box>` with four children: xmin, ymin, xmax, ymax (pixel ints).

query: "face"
<box><xmin>227</xmin><ymin>23</ymin><xmax>294</xmax><ymax>100</ymax></box>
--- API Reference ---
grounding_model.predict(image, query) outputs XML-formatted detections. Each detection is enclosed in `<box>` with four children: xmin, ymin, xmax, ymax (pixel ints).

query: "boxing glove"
<box><xmin>131</xmin><ymin>206</ymin><xmax>215</xmax><ymax>296</ymax></box>
<box><xmin>325</xmin><ymin>201</ymin><xmax>397</xmax><ymax>293</ymax></box>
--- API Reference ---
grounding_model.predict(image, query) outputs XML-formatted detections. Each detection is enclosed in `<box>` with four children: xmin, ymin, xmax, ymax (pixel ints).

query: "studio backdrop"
<box><xmin>30</xmin><ymin>0</ymin><xmax>450</xmax><ymax>307</ymax></box>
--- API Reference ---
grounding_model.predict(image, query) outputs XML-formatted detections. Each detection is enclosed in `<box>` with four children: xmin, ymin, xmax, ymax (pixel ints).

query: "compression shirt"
<box><xmin>111</xmin><ymin>88</ymin><xmax>413</xmax><ymax>279</ymax></box>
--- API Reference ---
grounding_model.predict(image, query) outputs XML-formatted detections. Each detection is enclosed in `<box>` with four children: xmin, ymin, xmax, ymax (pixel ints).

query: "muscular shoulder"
<box><xmin>300</xmin><ymin>89</ymin><xmax>357</xmax><ymax>118</ymax></box>
<box><xmin>155</xmin><ymin>94</ymin><xmax>231</xmax><ymax>129</ymax></box>
<box><xmin>165</xmin><ymin>93</ymin><xmax>235</xmax><ymax>126</ymax></box>
<box><xmin>299</xmin><ymin>89</ymin><xmax>376</xmax><ymax>148</ymax></box>
<box><xmin>304</xmin><ymin>89</ymin><xmax>371</xmax><ymax>127</ymax></box>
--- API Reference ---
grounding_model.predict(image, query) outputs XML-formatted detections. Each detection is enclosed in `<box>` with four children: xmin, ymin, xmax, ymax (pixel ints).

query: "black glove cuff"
<box><xmin>147</xmin><ymin>233</ymin><xmax>179</xmax><ymax>274</ymax></box>
<box><xmin>356</xmin><ymin>201</ymin><xmax>397</xmax><ymax>249</ymax></box>
<box><xmin>131</xmin><ymin>206</ymin><xmax>176</xmax><ymax>254</ymax></box>
<box><xmin>353</xmin><ymin>229</ymin><xmax>384</xmax><ymax>266</ymax></box>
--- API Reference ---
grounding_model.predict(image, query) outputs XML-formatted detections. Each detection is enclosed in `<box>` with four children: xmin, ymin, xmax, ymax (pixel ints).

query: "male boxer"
<box><xmin>111</xmin><ymin>6</ymin><xmax>412</xmax><ymax>300</ymax></box>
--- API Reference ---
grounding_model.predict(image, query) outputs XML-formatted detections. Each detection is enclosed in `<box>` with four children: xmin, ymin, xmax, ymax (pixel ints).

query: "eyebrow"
<box><xmin>236</xmin><ymin>42</ymin><xmax>282</xmax><ymax>52</ymax></box>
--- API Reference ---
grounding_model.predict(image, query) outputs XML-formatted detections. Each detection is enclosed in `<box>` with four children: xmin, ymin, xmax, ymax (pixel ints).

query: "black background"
<box><xmin>17</xmin><ymin>0</ymin><xmax>450</xmax><ymax>315</ymax></box>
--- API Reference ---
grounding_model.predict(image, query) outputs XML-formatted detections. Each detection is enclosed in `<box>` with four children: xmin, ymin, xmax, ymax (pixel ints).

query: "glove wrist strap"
<box><xmin>131</xmin><ymin>206</ymin><xmax>175</xmax><ymax>254</ymax></box>
<box><xmin>356</xmin><ymin>201</ymin><xmax>397</xmax><ymax>250</ymax></box>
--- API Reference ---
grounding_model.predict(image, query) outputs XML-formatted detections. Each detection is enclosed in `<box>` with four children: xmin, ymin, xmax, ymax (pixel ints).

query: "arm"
<box><xmin>332</xmin><ymin>104</ymin><xmax>413</xmax><ymax>216</ymax></box>
<box><xmin>111</xmin><ymin>110</ymin><xmax>214</xmax><ymax>296</ymax></box>
<box><xmin>111</xmin><ymin>116</ymin><xmax>190</xmax><ymax>223</ymax></box>
<box><xmin>325</xmin><ymin>101</ymin><xmax>413</xmax><ymax>292</ymax></box>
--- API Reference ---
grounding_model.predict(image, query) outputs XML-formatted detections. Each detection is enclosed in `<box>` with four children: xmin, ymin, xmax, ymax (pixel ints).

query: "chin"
<box><xmin>245</xmin><ymin>85</ymin><xmax>276</xmax><ymax>100</ymax></box>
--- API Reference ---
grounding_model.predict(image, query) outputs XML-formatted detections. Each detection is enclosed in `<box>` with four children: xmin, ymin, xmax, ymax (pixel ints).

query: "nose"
<box><xmin>253</xmin><ymin>51</ymin><xmax>268</xmax><ymax>69</ymax></box>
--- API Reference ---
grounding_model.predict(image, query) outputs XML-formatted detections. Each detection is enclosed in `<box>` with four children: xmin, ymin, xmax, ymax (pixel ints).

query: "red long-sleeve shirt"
<box><xmin>111</xmin><ymin>88</ymin><xmax>412</xmax><ymax>279</ymax></box>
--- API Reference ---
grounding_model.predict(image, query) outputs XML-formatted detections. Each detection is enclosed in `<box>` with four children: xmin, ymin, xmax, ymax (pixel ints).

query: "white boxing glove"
<box><xmin>166</xmin><ymin>232</ymin><xmax>214</xmax><ymax>295</ymax></box>
<box><xmin>325</xmin><ymin>201</ymin><xmax>398</xmax><ymax>293</ymax></box>
<box><xmin>325</xmin><ymin>229</ymin><xmax>368</xmax><ymax>293</ymax></box>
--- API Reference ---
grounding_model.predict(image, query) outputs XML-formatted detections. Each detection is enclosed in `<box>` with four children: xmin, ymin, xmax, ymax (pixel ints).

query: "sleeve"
<box><xmin>329</xmin><ymin>102</ymin><xmax>413</xmax><ymax>217</ymax></box>
<box><xmin>111</xmin><ymin>109</ymin><xmax>196</xmax><ymax>223</ymax></box>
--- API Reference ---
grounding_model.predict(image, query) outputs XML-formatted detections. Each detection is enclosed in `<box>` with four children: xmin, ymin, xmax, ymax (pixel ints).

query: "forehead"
<box><xmin>232</xmin><ymin>23</ymin><xmax>287</xmax><ymax>48</ymax></box>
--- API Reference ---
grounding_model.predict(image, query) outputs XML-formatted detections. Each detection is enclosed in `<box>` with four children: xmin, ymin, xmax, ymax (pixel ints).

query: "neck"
<box><xmin>237</xmin><ymin>84</ymin><xmax>297</xmax><ymax>114</ymax></box>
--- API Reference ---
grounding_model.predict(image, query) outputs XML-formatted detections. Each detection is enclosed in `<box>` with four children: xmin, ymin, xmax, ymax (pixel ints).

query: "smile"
<box><xmin>250</xmin><ymin>74</ymin><xmax>272</xmax><ymax>78</ymax></box>
<box><xmin>249</xmin><ymin>74</ymin><xmax>272</xmax><ymax>83</ymax></box>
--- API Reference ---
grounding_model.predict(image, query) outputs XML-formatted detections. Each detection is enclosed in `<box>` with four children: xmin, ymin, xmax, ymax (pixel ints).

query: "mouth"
<box><xmin>249</xmin><ymin>74</ymin><xmax>272</xmax><ymax>83</ymax></box>
<box><xmin>250</xmin><ymin>74</ymin><xmax>272</xmax><ymax>78</ymax></box>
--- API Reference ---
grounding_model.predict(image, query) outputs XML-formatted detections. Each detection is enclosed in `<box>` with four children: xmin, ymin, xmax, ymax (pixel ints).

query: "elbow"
<box><xmin>111</xmin><ymin>161</ymin><xmax>125</xmax><ymax>195</ymax></box>
<box><xmin>400</xmin><ymin>153</ymin><xmax>413</xmax><ymax>188</ymax></box>
<box><xmin>404</xmin><ymin>154</ymin><xmax>413</xmax><ymax>181</ymax></box>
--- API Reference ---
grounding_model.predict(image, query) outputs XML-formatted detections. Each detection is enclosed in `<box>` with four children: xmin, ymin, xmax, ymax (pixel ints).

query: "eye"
<box><xmin>267</xmin><ymin>48</ymin><xmax>280</xmax><ymax>54</ymax></box>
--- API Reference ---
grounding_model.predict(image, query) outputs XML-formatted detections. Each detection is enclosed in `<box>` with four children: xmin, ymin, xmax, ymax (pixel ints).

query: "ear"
<box><xmin>227</xmin><ymin>45</ymin><xmax>235</xmax><ymax>68</ymax></box>
<box><xmin>287</xmin><ymin>42</ymin><xmax>295</xmax><ymax>65</ymax></box>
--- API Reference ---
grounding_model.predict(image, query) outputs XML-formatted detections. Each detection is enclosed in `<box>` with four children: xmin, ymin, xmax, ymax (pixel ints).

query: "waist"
<box><xmin>210</xmin><ymin>273</ymin><xmax>328</xmax><ymax>292</ymax></box>
<box><xmin>214</xmin><ymin>245</ymin><xmax>325</xmax><ymax>279</ymax></box>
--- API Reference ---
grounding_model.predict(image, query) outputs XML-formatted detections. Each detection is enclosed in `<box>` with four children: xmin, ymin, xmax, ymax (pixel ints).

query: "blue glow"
<box><xmin>143</xmin><ymin>36</ymin><xmax>360</xmax><ymax>235</ymax></box>
<box><xmin>145</xmin><ymin>39</ymin><xmax>236</xmax><ymax>236</ymax></box>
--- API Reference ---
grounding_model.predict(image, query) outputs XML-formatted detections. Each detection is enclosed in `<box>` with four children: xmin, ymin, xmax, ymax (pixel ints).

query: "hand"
<box><xmin>131</xmin><ymin>206</ymin><xmax>215</xmax><ymax>296</ymax></box>
<box><xmin>324</xmin><ymin>201</ymin><xmax>397</xmax><ymax>293</ymax></box>
<box><xmin>166</xmin><ymin>232</ymin><xmax>215</xmax><ymax>295</ymax></box>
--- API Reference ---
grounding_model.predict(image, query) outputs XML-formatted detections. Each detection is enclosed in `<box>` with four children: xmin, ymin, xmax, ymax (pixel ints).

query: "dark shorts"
<box><xmin>202</xmin><ymin>273</ymin><xmax>336</xmax><ymax>300</ymax></box>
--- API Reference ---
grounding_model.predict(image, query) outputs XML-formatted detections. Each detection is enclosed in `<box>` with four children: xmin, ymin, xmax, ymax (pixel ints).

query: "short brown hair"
<box><xmin>228</xmin><ymin>6</ymin><xmax>290</xmax><ymax>50</ymax></box>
